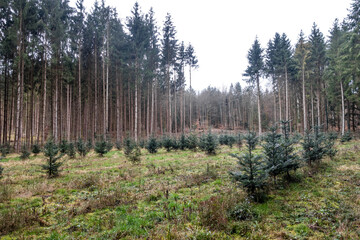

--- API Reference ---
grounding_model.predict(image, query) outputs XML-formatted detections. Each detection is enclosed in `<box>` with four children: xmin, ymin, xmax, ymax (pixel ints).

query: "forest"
<box><xmin>0</xmin><ymin>0</ymin><xmax>358</xmax><ymax>150</ymax></box>
<box><xmin>0</xmin><ymin>0</ymin><xmax>359</xmax><ymax>239</ymax></box>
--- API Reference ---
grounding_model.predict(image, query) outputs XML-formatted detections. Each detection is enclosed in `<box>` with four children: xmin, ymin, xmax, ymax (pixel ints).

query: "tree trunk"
<box><xmin>302</xmin><ymin>64</ymin><xmax>307</xmax><ymax>133</ymax></box>
<box><xmin>340</xmin><ymin>79</ymin><xmax>345</xmax><ymax>135</ymax></box>
<box><xmin>256</xmin><ymin>76</ymin><xmax>262</xmax><ymax>135</ymax></box>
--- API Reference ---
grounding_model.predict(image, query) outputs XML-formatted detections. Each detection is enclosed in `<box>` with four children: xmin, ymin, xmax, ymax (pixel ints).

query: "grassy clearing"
<box><xmin>0</xmin><ymin>140</ymin><xmax>359</xmax><ymax>239</ymax></box>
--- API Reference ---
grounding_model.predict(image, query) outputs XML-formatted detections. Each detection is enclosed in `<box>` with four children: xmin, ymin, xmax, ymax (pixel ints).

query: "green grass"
<box><xmin>0</xmin><ymin>140</ymin><xmax>359</xmax><ymax>239</ymax></box>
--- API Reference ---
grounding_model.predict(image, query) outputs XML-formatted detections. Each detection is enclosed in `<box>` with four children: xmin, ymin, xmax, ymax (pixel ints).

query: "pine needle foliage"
<box><xmin>230</xmin><ymin>132</ymin><xmax>267</xmax><ymax>201</ymax></box>
<box><xmin>187</xmin><ymin>133</ymin><xmax>198</xmax><ymax>151</ymax></box>
<box><xmin>124</xmin><ymin>138</ymin><xmax>141</xmax><ymax>163</ymax></box>
<box><xmin>199</xmin><ymin>131</ymin><xmax>219</xmax><ymax>155</ymax></box>
<box><xmin>94</xmin><ymin>137</ymin><xmax>109</xmax><ymax>157</ymax></box>
<box><xmin>179</xmin><ymin>134</ymin><xmax>188</xmax><ymax>150</ymax></box>
<box><xmin>0</xmin><ymin>165</ymin><xmax>3</xmax><ymax>178</ymax></box>
<box><xmin>302</xmin><ymin>125</ymin><xmax>337</xmax><ymax>166</ymax></box>
<box><xmin>279</xmin><ymin>120</ymin><xmax>300</xmax><ymax>178</ymax></box>
<box><xmin>42</xmin><ymin>139</ymin><xmax>64</xmax><ymax>178</ymax></box>
<box><xmin>76</xmin><ymin>138</ymin><xmax>89</xmax><ymax>157</ymax></box>
<box><xmin>59</xmin><ymin>140</ymin><xmax>68</xmax><ymax>154</ymax></box>
<box><xmin>20</xmin><ymin>145</ymin><xmax>30</xmax><ymax>160</ymax></box>
<box><xmin>31</xmin><ymin>143</ymin><xmax>41</xmax><ymax>156</ymax></box>
<box><xmin>146</xmin><ymin>136</ymin><xmax>158</xmax><ymax>154</ymax></box>
<box><xmin>66</xmin><ymin>142</ymin><xmax>76</xmax><ymax>158</ymax></box>
<box><xmin>262</xmin><ymin>126</ymin><xmax>283</xmax><ymax>183</ymax></box>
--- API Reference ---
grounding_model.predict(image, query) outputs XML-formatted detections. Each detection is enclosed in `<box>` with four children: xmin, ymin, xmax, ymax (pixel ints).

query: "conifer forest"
<box><xmin>0</xmin><ymin>0</ymin><xmax>359</xmax><ymax>239</ymax></box>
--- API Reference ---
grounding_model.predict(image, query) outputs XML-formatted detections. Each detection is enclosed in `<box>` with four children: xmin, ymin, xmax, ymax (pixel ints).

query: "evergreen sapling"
<box><xmin>94</xmin><ymin>137</ymin><xmax>108</xmax><ymax>157</ymax></box>
<box><xmin>263</xmin><ymin>126</ymin><xmax>283</xmax><ymax>183</ymax></box>
<box><xmin>76</xmin><ymin>138</ymin><xmax>89</xmax><ymax>157</ymax></box>
<box><xmin>20</xmin><ymin>145</ymin><xmax>30</xmax><ymax>160</ymax></box>
<box><xmin>42</xmin><ymin>139</ymin><xmax>64</xmax><ymax>178</ymax></box>
<box><xmin>31</xmin><ymin>143</ymin><xmax>41</xmax><ymax>156</ymax></box>
<box><xmin>67</xmin><ymin>142</ymin><xmax>76</xmax><ymax>158</ymax></box>
<box><xmin>199</xmin><ymin>131</ymin><xmax>219</xmax><ymax>155</ymax></box>
<box><xmin>146</xmin><ymin>136</ymin><xmax>158</xmax><ymax>154</ymax></box>
<box><xmin>230</xmin><ymin>132</ymin><xmax>267</xmax><ymax>201</ymax></box>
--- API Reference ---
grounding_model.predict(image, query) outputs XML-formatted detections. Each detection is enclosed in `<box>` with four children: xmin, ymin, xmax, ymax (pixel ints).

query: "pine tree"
<box><xmin>230</xmin><ymin>132</ymin><xmax>267</xmax><ymax>201</ymax></box>
<box><xmin>86</xmin><ymin>139</ymin><xmax>93</xmax><ymax>151</ymax></box>
<box><xmin>42</xmin><ymin>139</ymin><xmax>63</xmax><ymax>178</ymax></box>
<box><xmin>187</xmin><ymin>133</ymin><xmax>198</xmax><ymax>151</ymax></box>
<box><xmin>279</xmin><ymin>120</ymin><xmax>300</xmax><ymax>178</ymax></box>
<box><xmin>123</xmin><ymin>137</ymin><xmax>141</xmax><ymax>163</ymax></box>
<box><xmin>263</xmin><ymin>126</ymin><xmax>283</xmax><ymax>183</ymax></box>
<box><xmin>179</xmin><ymin>133</ymin><xmax>188</xmax><ymax>150</ymax></box>
<box><xmin>20</xmin><ymin>145</ymin><xmax>30</xmax><ymax>160</ymax></box>
<box><xmin>245</xmin><ymin>38</ymin><xmax>264</xmax><ymax>136</ymax></box>
<box><xmin>94</xmin><ymin>137</ymin><xmax>108</xmax><ymax>157</ymax></box>
<box><xmin>76</xmin><ymin>138</ymin><xmax>89</xmax><ymax>157</ymax></box>
<box><xmin>302</xmin><ymin>125</ymin><xmax>331</xmax><ymax>166</ymax></box>
<box><xmin>31</xmin><ymin>143</ymin><xmax>41</xmax><ymax>156</ymax></box>
<box><xmin>199</xmin><ymin>131</ymin><xmax>219</xmax><ymax>155</ymax></box>
<box><xmin>59</xmin><ymin>140</ymin><xmax>68</xmax><ymax>154</ymax></box>
<box><xmin>146</xmin><ymin>136</ymin><xmax>158</xmax><ymax>154</ymax></box>
<box><xmin>162</xmin><ymin>136</ymin><xmax>173</xmax><ymax>152</ymax></box>
<box><xmin>115</xmin><ymin>141</ymin><xmax>122</xmax><ymax>150</ymax></box>
<box><xmin>0</xmin><ymin>144</ymin><xmax>10</xmax><ymax>157</ymax></box>
<box><xmin>66</xmin><ymin>142</ymin><xmax>76</xmax><ymax>158</ymax></box>
<box><xmin>0</xmin><ymin>165</ymin><xmax>3</xmax><ymax>178</ymax></box>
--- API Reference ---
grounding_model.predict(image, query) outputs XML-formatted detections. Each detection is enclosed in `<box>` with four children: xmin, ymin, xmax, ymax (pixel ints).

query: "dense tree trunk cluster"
<box><xmin>0</xmin><ymin>0</ymin><xmax>359</xmax><ymax>150</ymax></box>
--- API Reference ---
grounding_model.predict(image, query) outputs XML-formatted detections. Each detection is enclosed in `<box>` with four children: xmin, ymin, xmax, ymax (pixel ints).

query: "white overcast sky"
<box><xmin>73</xmin><ymin>0</ymin><xmax>353</xmax><ymax>92</ymax></box>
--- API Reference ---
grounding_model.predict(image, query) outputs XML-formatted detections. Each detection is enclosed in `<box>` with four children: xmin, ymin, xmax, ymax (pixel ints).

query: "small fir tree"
<box><xmin>236</xmin><ymin>133</ymin><xmax>243</xmax><ymax>149</ymax></box>
<box><xmin>179</xmin><ymin>133</ymin><xmax>188</xmax><ymax>150</ymax></box>
<box><xmin>139</xmin><ymin>139</ymin><xmax>146</xmax><ymax>149</ymax></box>
<box><xmin>66</xmin><ymin>142</ymin><xmax>76</xmax><ymax>158</ymax></box>
<box><xmin>230</xmin><ymin>132</ymin><xmax>267</xmax><ymax>201</ymax></box>
<box><xmin>340</xmin><ymin>131</ymin><xmax>352</xmax><ymax>143</ymax></box>
<box><xmin>76</xmin><ymin>138</ymin><xmax>89</xmax><ymax>158</ymax></box>
<box><xmin>42</xmin><ymin>139</ymin><xmax>64</xmax><ymax>178</ymax></box>
<box><xmin>115</xmin><ymin>141</ymin><xmax>122</xmax><ymax>150</ymax></box>
<box><xmin>279</xmin><ymin>120</ymin><xmax>300</xmax><ymax>178</ymax></box>
<box><xmin>302</xmin><ymin>126</ymin><xmax>336</xmax><ymax>166</ymax></box>
<box><xmin>226</xmin><ymin>135</ymin><xmax>236</xmax><ymax>148</ymax></box>
<box><xmin>263</xmin><ymin>126</ymin><xmax>283</xmax><ymax>183</ymax></box>
<box><xmin>187</xmin><ymin>133</ymin><xmax>198</xmax><ymax>151</ymax></box>
<box><xmin>1</xmin><ymin>144</ymin><xmax>10</xmax><ymax>157</ymax></box>
<box><xmin>20</xmin><ymin>145</ymin><xmax>31</xmax><ymax>160</ymax></box>
<box><xmin>86</xmin><ymin>139</ymin><xmax>93</xmax><ymax>151</ymax></box>
<box><xmin>146</xmin><ymin>136</ymin><xmax>158</xmax><ymax>154</ymax></box>
<box><xmin>199</xmin><ymin>131</ymin><xmax>219</xmax><ymax>155</ymax></box>
<box><xmin>59</xmin><ymin>140</ymin><xmax>68</xmax><ymax>154</ymax></box>
<box><xmin>31</xmin><ymin>143</ymin><xmax>41</xmax><ymax>156</ymax></box>
<box><xmin>172</xmin><ymin>137</ymin><xmax>180</xmax><ymax>150</ymax></box>
<box><xmin>162</xmin><ymin>136</ymin><xmax>173</xmax><ymax>152</ymax></box>
<box><xmin>106</xmin><ymin>141</ymin><xmax>113</xmax><ymax>152</ymax></box>
<box><xmin>94</xmin><ymin>137</ymin><xmax>108</xmax><ymax>157</ymax></box>
<box><xmin>0</xmin><ymin>165</ymin><xmax>3</xmax><ymax>178</ymax></box>
<box><xmin>123</xmin><ymin>137</ymin><xmax>141</xmax><ymax>163</ymax></box>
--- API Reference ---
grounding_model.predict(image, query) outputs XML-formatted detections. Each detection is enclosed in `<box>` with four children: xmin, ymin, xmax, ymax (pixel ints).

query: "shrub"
<box><xmin>20</xmin><ymin>145</ymin><xmax>30</xmax><ymax>160</ymax></box>
<box><xmin>94</xmin><ymin>137</ymin><xmax>109</xmax><ymax>157</ymax></box>
<box><xmin>199</xmin><ymin>131</ymin><xmax>219</xmax><ymax>155</ymax></box>
<box><xmin>230</xmin><ymin>132</ymin><xmax>267</xmax><ymax>201</ymax></box>
<box><xmin>146</xmin><ymin>136</ymin><xmax>158</xmax><ymax>154</ymax></box>
<box><xmin>228</xmin><ymin>198</ymin><xmax>257</xmax><ymax>221</ymax></box>
<box><xmin>139</xmin><ymin>139</ymin><xmax>146</xmax><ymax>149</ymax></box>
<box><xmin>31</xmin><ymin>143</ymin><xmax>41</xmax><ymax>156</ymax></box>
<box><xmin>76</xmin><ymin>138</ymin><xmax>89</xmax><ymax>157</ymax></box>
<box><xmin>0</xmin><ymin>165</ymin><xmax>3</xmax><ymax>178</ymax></box>
<box><xmin>66</xmin><ymin>142</ymin><xmax>76</xmax><ymax>158</ymax></box>
<box><xmin>198</xmin><ymin>196</ymin><xmax>228</xmax><ymax>231</ymax></box>
<box><xmin>42</xmin><ymin>139</ymin><xmax>64</xmax><ymax>178</ymax></box>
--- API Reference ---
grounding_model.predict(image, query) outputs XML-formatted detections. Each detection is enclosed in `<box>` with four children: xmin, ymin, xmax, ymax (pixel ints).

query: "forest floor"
<box><xmin>0</xmin><ymin>140</ymin><xmax>359</xmax><ymax>239</ymax></box>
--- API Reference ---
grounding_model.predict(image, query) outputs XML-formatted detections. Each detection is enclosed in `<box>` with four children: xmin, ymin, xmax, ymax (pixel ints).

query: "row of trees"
<box><xmin>246</xmin><ymin>0</ymin><xmax>360</xmax><ymax>136</ymax></box>
<box><xmin>0</xmin><ymin>0</ymin><xmax>199</xmax><ymax>150</ymax></box>
<box><xmin>0</xmin><ymin>0</ymin><xmax>359</xmax><ymax>151</ymax></box>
